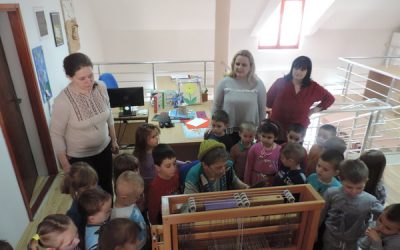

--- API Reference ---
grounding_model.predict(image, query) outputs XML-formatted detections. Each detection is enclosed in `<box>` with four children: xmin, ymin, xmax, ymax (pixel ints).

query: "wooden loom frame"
<box><xmin>151</xmin><ymin>184</ymin><xmax>324</xmax><ymax>250</ymax></box>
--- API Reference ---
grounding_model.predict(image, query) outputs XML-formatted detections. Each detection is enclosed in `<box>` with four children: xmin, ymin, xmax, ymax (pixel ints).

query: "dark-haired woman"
<box><xmin>266</xmin><ymin>56</ymin><xmax>335</xmax><ymax>143</ymax></box>
<box><xmin>50</xmin><ymin>52</ymin><xmax>118</xmax><ymax>196</ymax></box>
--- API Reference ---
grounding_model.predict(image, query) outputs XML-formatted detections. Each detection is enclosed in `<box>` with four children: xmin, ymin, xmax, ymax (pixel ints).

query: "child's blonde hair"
<box><xmin>133</xmin><ymin>123</ymin><xmax>160</xmax><ymax>163</ymax></box>
<box><xmin>27</xmin><ymin>214</ymin><xmax>76</xmax><ymax>250</ymax></box>
<box><xmin>115</xmin><ymin>171</ymin><xmax>144</xmax><ymax>197</ymax></box>
<box><xmin>61</xmin><ymin>161</ymin><xmax>98</xmax><ymax>200</ymax></box>
<box><xmin>239</xmin><ymin>122</ymin><xmax>257</xmax><ymax>134</ymax></box>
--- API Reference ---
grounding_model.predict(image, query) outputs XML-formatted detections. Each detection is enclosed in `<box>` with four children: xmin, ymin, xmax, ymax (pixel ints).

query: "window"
<box><xmin>258</xmin><ymin>0</ymin><xmax>305</xmax><ymax>49</ymax></box>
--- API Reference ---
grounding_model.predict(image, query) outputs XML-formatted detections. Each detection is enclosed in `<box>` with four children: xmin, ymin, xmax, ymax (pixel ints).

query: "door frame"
<box><xmin>0</xmin><ymin>4</ymin><xmax>58</xmax><ymax>220</ymax></box>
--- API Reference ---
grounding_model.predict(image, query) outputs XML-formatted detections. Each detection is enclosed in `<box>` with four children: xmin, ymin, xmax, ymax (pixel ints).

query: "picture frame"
<box><xmin>50</xmin><ymin>12</ymin><xmax>64</xmax><ymax>47</ymax></box>
<box><xmin>34</xmin><ymin>9</ymin><xmax>48</xmax><ymax>37</ymax></box>
<box><xmin>32</xmin><ymin>46</ymin><xmax>53</xmax><ymax>103</ymax></box>
<box><xmin>178</xmin><ymin>79</ymin><xmax>202</xmax><ymax>105</ymax></box>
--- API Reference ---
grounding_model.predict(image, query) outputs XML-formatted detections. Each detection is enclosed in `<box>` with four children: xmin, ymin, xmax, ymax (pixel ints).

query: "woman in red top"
<box><xmin>267</xmin><ymin>56</ymin><xmax>335</xmax><ymax>143</ymax></box>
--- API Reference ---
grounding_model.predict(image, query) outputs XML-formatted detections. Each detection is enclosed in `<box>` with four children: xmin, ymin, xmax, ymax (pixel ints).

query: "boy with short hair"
<box><xmin>273</xmin><ymin>142</ymin><xmax>307</xmax><ymax>186</ymax></box>
<box><xmin>204</xmin><ymin>110</ymin><xmax>233</xmax><ymax>152</ymax></box>
<box><xmin>286</xmin><ymin>123</ymin><xmax>307</xmax><ymax>144</ymax></box>
<box><xmin>323</xmin><ymin>136</ymin><xmax>347</xmax><ymax>154</ymax></box>
<box><xmin>184</xmin><ymin>140</ymin><xmax>248</xmax><ymax>194</ymax></box>
<box><xmin>359</xmin><ymin>203</ymin><xmax>400</xmax><ymax>250</ymax></box>
<box><xmin>78</xmin><ymin>187</ymin><xmax>112</xmax><ymax>250</ymax></box>
<box><xmin>307</xmin><ymin>149</ymin><xmax>343</xmax><ymax>196</ymax></box>
<box><xmin>321</xmin><ymin>159</ymin><xmax>383</xmax><ymax>250</ymax></box>
<box><xmin>111</xmin><ymin>171</ymin><xmax>147</xmax><ymax>249</ymax></box>
<box><xmin>147</xmin><ymin>144</ymin><xmax>180</xmax><ymax>225</ymax></box>
<box><xmin>284</xmin><ymin>123</ymin><xmax>308</xmax><ymax>169</ymax></box>
<box><xmin>306</xmin><ymin>124</ymin><xmax>337</xmax><ymax>176</ymax></box>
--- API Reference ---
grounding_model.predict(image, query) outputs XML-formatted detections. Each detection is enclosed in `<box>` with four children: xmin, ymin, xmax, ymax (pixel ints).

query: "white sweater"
<box><xmin>50</xmin><ymin>82</ymin><xmax>114</xmax><ymax>158</ymax></box>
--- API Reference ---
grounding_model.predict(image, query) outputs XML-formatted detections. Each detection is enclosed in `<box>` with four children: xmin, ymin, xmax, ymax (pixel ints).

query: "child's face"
<box><xmin>316</xmin><ymin>159</ymin><xmax>338</xmax><ymax>183</ymax></box>
<box><xmin>280</xmin><ymin>154</ymin><xmax>297</xmax><ymax>169</ymax></box>
<box><xmin>203</xmin><ymin>159</ymin><xmax>227</xmax><ymax>181</ymax></box>
<box><xmin>287</xmin><ymin>131</ymin><xmax>304</xmax><ymax>144</ymax></box>
<box><xmin>156</xmin><ymin>157</ymin><xmax>177</xmax><ymax>180</ymax></box>
<box><xmin>342</xmin><ymin>179</ymin><xmax>366</xmax><ymax>198</ymax></box>
<box><xmin>375</xmin><ymin>212</ymin><xmax>400</xmax><ymax>235</ymax></box>
<box><xmin>259</xmin><ymin>132</ymin><xmax>275</xmax><ymax>148</ymax></box>
<box><xmin>239</xmin><ymin>130</ymin><xmax>255</xmax><ymax>145</ymax></box>
<box><xmin>147</xmin><ymin>129</ymin><xmax>160</xmax><ymax>149</ymax></box>
<box><xmin>48</xmin><ymin>224</ymin><xmax>80</xmax><ymax>250</ymax></box>
<box><xmin>316</xmin><ymin>128</ymin><xmax>334</xmax><ymax>145</ymax></box>
<box><xmin>89</xmin><ymin>198</ymin><xmax>112</xmax><ymax>225</ymax></box>
<box><xmin>211</xmin><ymin>120</ymin><xmax>227</xmax><ymax>136</ymax></box>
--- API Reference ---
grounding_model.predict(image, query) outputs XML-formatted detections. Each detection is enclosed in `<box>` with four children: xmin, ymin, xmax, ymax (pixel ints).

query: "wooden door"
<box><xmin>0</xmin><ymin>36</ymin><xmax>38</xmax><ymax>201</ymax></box>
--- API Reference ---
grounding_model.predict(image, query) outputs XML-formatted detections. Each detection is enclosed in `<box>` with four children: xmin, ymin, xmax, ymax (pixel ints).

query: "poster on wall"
<box><xmin>50</xmin><ymin>12</ymin><xmax>64</xmax><ymax>47</ymax></box>
<box><xmin>32</xmin><ymin>46</ymin><xmax>53</xmax><ymax>103</ymax></box>
<box><xmin>60</xmin><ymin>0</ymin><xmax>80</xmax><ymax>53</ymax></box>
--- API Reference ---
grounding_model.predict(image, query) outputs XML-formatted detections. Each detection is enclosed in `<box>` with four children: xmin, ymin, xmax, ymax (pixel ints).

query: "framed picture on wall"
<box><xmin>34</xmin><ymin>9</ymin><xmax>48</xmax><ymax>37</ymax></box>
<box><xmin>50</xmin><ymin>12</ymin><xmax>64</xmax><ymax>46</ymax></box>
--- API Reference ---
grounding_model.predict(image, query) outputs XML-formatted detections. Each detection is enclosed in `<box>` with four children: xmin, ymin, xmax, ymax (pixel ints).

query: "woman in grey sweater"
<box><xmin>50</xmin><ymin>53</ymin><xmax>119</xmax><ymax>196</ymax></box>
<box><xmin>213</xmin><ymin>50</ymin><xmax>266</xmax><ymax>144</ymax></box>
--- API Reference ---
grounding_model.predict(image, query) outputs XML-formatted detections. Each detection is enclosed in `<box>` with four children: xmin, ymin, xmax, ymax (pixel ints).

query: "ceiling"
<box><xmin>86</xmin><ymin>0</ymin><xmax>400</xmax><ymax>32</ymax></box>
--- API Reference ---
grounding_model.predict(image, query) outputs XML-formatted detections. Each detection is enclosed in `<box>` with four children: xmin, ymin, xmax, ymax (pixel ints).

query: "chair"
<box><xmin>99</xmin><ymin>73</ymin><xmax>119</xmax><ymax>89</ymax></box>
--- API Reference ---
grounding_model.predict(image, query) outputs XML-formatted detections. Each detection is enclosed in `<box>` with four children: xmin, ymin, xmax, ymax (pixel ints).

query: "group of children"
<box><xmin>206</xmin><ymin>109</ymin><xmax>399</xmax><ymax>250</ymax></box>
<box><xmin>19</xmin><ymin>109</ymin><xmax>399</xmax><ymax>250</ymax></box>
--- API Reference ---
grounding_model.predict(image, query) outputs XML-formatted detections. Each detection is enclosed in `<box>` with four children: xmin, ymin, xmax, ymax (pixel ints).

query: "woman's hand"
<box><xmin>111</xmin><ymin>140</ymin><xmax>120</xmax><ymax>154</ymax></box>
<box><xmin>308</xmin><ymin>107</ymin><xmax>322</xmax><ymax>117</ymax></box>
<box><xmin>58</xmin><ymin>153</ymin><xmax>72</xmax><ymax>173</ymax></box>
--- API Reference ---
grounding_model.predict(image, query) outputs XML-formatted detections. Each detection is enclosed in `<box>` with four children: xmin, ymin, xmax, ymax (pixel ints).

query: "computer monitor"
<box><xmin>107</xmin><ymin>87</ymin><xmax>144</xmax><ymax>116</ymax></box>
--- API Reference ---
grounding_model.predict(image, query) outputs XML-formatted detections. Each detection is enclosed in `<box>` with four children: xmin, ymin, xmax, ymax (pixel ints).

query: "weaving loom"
<box><xmin>151</xmin><ymin>184</ymin><xmax>324</xmax><ymax>250</ymax></box>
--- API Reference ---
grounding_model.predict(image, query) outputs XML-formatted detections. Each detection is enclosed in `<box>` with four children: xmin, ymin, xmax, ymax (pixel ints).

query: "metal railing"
<box><xmin>93</xmin><ymin>60</ymin><xmax>215</xmax><ymax>91</ymax></box>
<box><xmin>305</xmin><ymin>56</ymin><xmax>400</xmax><ymax>157</ymax></box>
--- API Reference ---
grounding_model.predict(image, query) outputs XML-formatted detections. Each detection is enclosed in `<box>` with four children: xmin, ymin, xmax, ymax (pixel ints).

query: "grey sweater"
<box><xmin>213</xmin><ymin>76</ymin><xmax>266</xmax><ymax>129</ymax></box>
<box><xmin>50</xmin><ymin>81</ymin><xmax>114</xmax><ymax>158</ymax></box>
<box><xmin>321</xmin><ymin>187</ymin><xmax>384</xmax><ymax>248</ymax></box>
<box><xmin>358</xmin><ymin>221</ymin><xmax>400</xmax><ymax>250</ymax></box>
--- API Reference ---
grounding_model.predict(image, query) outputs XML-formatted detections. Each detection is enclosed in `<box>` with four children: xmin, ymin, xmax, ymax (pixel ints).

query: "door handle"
<box><xmin>9</xmin><ymin>97</ymin><xmax>22</xmax><ymax>104</ymax></box>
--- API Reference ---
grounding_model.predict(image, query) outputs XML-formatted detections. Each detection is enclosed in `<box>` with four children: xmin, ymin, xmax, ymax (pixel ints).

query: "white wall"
<box><xmin>72</xmin><ymin>0</ymin><xmax>104</xmax><ymax>62</ymax></box>
<box><xmin>79</xmin><ymin>26</ymin><xmax>392</xmax><ymax>88</ymax></box>
<box><xmin>0</xmin><ymin>0</ymin><xmax>70</xmax><ymax>247</ymax></box>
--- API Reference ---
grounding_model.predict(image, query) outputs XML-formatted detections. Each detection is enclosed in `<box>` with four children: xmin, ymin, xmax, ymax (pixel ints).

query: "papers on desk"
<box><xmin>181</xmin><ymin>124</ymin><xmax>208</xmax><ymax>139</ymax></box>
<box><xmin>185</xmin><ymin>118</ymin><xmax>210</xmax><ymax>129</ymax></box>
<box><xmin>187</xmin><ymin>118</ymin><xmax>207</xmax><ymax>127</ymax></box>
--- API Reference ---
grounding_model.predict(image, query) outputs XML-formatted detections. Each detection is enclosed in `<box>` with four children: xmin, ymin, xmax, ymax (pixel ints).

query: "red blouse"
<box><xmin>267</xmin><ymin>78</ymin><xmax>334</xmax><ymax>132</ymax></box>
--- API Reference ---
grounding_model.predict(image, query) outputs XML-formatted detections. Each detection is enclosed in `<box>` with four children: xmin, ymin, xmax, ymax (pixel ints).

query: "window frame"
<box><xmin>258</xmin><ymin>0</ymin><xmax>305</xmax><ymax>50</ymax></box>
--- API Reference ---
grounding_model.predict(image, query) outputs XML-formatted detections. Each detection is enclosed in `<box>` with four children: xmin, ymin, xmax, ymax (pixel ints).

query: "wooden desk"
<box><xmin>150</xmin><ymin>101</ymin><xmax>212</xmax><ymax>161</ymax></box>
